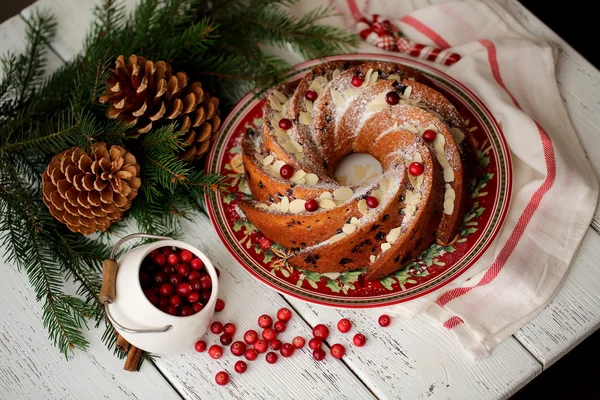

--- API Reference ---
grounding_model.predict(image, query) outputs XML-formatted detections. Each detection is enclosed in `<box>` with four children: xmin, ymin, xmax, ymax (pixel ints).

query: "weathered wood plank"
<box><xmin>514</xmin><ymin>228</ymin><xmax>600</xmax><ymax>367</ymax></box>
<box><xmin>152</xmin><ymin>216</ymin><xmax>377</xmax><ymax>400</ymax></box>
<box><xmin>173</xmin><ymin>215</ymin><xmax>540</xmax><ymax>400</ymax></box>
<box><xmin>0</xmin><ymin>263</ymin><xmax>182</xmax><ymax>400</ymax></box>
<box><xmin>0</xmin><ymin>12</ymin><xmax>182</xmax><ymax>400</ymax></box>
<box><xmin>20</xmin><ymin>0</ymin><xmax>99</xmax><ymax>62</ymax></box>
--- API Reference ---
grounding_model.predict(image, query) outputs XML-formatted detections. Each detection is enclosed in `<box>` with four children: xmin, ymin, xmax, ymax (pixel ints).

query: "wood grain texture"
<box><xmin>285</xmin><ymin>298</ymin><xmax>540</xmax><ymax>399</ymax></box>
<box><xmin>163</xmin><ymin>214</ymin><xmax>538</xmax><ymax>400</ymax></box>
<box><xmin>152</xmin><ymin>216</ymin><xmax>377</xmax><ymax>400</ymax></box>
<box><xmin>6</xmin><ymin>0</ymin><xmax>600</xmax><ymax>397</ymax></box>
<box><xmin>0</xmin><ymin>258</ymin><xmax>182</xmax><ymax>399</ymax></box>
<box><xmin>514</xmin><ymin>228</ymin><xmax>600</xmax><ymax>367</ymax></box>
<box><xmin>0</xmin><ymin>12</ymin><xmax>182</xmax><ymax>400</ymax></box>
<box><xmin>20</xmin><ymin>0</ymin><xmax>99</xmax><ymax>62</ymax></box>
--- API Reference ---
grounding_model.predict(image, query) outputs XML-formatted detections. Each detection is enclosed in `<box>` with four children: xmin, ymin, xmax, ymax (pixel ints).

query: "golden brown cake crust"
<box><xmin>238</xmin><ymin>61</ymin><xmax>476</xmax><ymax>279</ymax></box>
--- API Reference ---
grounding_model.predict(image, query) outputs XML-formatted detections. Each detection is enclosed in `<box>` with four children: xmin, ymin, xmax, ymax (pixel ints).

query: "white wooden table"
<box><xmin>1</xmin><ymin>0</ymin><xmax>599</xmax><ymax>398</ymax></box>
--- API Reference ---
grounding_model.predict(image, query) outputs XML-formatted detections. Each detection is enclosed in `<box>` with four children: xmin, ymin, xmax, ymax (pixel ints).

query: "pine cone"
<box><xmin>99</xmin><ymin>54</ymin><xmax>221</xmax><ymax>162</ymax></box>
<box><xmin>42</xmin><ymin>143</ymin><xmax>141</xmax><ymax>235</ymax></box>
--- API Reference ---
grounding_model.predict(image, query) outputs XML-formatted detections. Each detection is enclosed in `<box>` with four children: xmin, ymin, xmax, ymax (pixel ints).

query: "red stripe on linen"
<box><xmin>443</xmin><ymin>316</ymin><xmax>465</xmax><ymax>329</ymax></box>
<box><xmin>435</xmin><ymin>39</ymin><xmax>557</xmax><ymax>312</ymax></box>
<box><xmin>346</xmin><ymin>0</ymin><xmax>364</xmax><ymax>21</ymax></box>
<box><xmin>399</xmin><ymin>15</ymin><xmax>452</xmax><ymax>49</ymax></box>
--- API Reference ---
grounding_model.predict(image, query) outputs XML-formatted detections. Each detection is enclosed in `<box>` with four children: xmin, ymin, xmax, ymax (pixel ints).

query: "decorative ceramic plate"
<box><xmin>205</xmin><ymin>54</ymin><xmax>512</xmax><ymax>308</ymax></box>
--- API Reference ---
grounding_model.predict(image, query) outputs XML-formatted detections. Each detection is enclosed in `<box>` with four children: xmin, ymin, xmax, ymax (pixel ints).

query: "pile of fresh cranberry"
<box><xmin>196</xmin><ymin>308</ymin><xmax>389</xmax><ymax>386</ymax></box>
<box><xmin>139</xmin><ymin>246</ymin><xmax>222</xmax><ymax>317</ymax></box>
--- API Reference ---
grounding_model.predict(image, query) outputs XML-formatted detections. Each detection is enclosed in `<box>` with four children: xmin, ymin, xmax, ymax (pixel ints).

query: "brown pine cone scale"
<box><xmin>42</xmin><ymin>143</ymin><xmax>141</xmax><ymax>235</ymax></box>
<box><xmin>100</xmin><ymin>55</ymin><xmax>221</xmax><ymax>162</ymax></box>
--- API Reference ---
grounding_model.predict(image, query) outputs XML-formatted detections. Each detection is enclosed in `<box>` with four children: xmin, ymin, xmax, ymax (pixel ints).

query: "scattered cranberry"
<box><xmin>244</xmin><ymin>330</ymin><xmax>259</xmax><ymax>344</ymax></box>
<box><xmin>169</xmin><ymin>295</ymin><xmax>182</xmax><ymax>307</ymax></box>
<box><xmin>304</xmin><ymin>199</ymin><xmax>318</xmax><ymax>212</ymax></box>
<box><xmin>408</xmin><ymin>162</ymin><xmax>424</xmax><ymax>176</ymax></box>
<box><xmin>187</xmin><ymin>292</ymin><xmax>200</xmax><ymax>303</ymax></box>
<box><xmin>244</xmin><ymin>348</ymin><xmax>258</xmax><ymax>361</ymax></box>
<box><xmin>234</xmin><ymin>360</ymin><xmax>247</xmax><ymax>374</ymax></box>
<box><xmin>254</xmin><ymin>340</ymin><xmax>268</xmax><ymax>353</ymax></box>
<box><xmin>353</xmin><ymin>333</ymin><xmax>367</xmax><ymax>347</ymax></box>
<box><xmin>422</xmin><ymin>129</ymin><xmax>437</xmax><ymax>142</ymax></box>
<box><xmin>175</xmin><ymin>283</ymin><xmax>192</xmax><ymax>296</ymax></box>
<box><xmin>192</xmin><ymin>302</ymin><xmax>204</xmax><ymax>313</ymax></box>
<box><xmin>292</xmin><ymin>336</ymin><xmax>305</xmax><ymax>349</ymax></box>
<box><xmin>266</xmin><ymin>351</ymin><xmax>278</xmax><ymax>364</ymax></box>
<box><xmin>269</xmin><ymin>339</ymin><xmax>282</xmax><ymax>350</ymax></box>
<box><xmin>159</xmin><ymin>283</ymin><xmax>174</xmax><ymax>297</ymax></box>
<box><xmin>194</xmin><ymin>340</ymin><xmax>207</xmax><ymax>352</ymax></box>
<box><xmin>330</xmin><ymin>343</ymin><xmax>345</xmax><ymax>359</ymax></box>
<box><xmin>220</xmin><ymin>333</ymin><xmax>233</xmax><ymax>346</ymax></box>
<box><xmin>215</xmin><ymin>298</ymin><xmax>225</xmax><ymax>312</ymax></box>
<box><xmin>258</xmin><ymin>315</ymin><xmax>273</xmax><ymax>329</ymax></box>
<box><xmin>351</xmin><ymin>75</ymin><xmax>364</xmax><ymax>87</ymax></box>
<box><xmin>308</xmin><ymin>338</ymin><xmax>322</xmax><ymax>350</ymax></box>
<box><xmin>262</xmin><ymin>328</ymin><xmax>277</xmax><ymax>341</ymax></box>
<box><xmin>278</xmin><ymin>118</ymin><xmax>292</xmax><ymax>130</ymax></box>
<box><xmin>279</xmin><ymin>164</ymin><xmax>294</xmax><ymax>179</ymax></box>
<box><xmin>167</xmin><ymin>253</ymin><xmax>179</xmax><ymax>266</ymax></box>
<box><xmin>312</xmin><ymin>324</ymin><xmax>329</xmax><ymax>340</ymax></box>
<box><xmin>190</xmin><ymin>258</ymin><xmax>204</xmax><ymax>270</ymax></box>
<box><xmin>385</xmin><ymin>91</ymin><xmax>400</xmax><ymax>105</ymax></box>
<box><xmin>258</xmin><ymin>237</ymin><xmax>272</xmax><ymax>250</ymax></box>
<box><xmin>179</xmin><ymin>249</ymin><xmax>193</xmax><ymax>263</ymax></box>
<box><xmin>273</xmin><ymin>320</ymin><xmax>287</xmax><ymax>333</ymax></box>
<box><xmin>337</xmin><ymin>318</ymin><xmax>352</xmax><ymax>333</ymax></box>
<box><xmin>210</xmin><ymin>321</ymin><xmax>224</xmax><ymax>334</ymax></box>
<box><xmin>312</xmin><ymin>347</ymin><xmax>326</xmax><ymax>361</ymax></box>
<box><xmin>231</xmin><ymin>341</ymin><xmax>247</xmax><ymax>356</ymax></box>
<box><xmin>305</xmin><ymin>90</ymin><xmax>318</xmax><ymax>101</ymax></box>
<box><xmin>280</xmin><ymin>343</ymin><xmax>295</xmax><ymax>357</ymax></box>
<box><xmin>378</xmin><ymin>314</ymin><xmax>391</xmax><ymax>327</ymax></box>
<box><xmin>366</xmin><ymin>196</ymin><xmax>379</xmax><ymax>208</ymax></box>
<box><xmin>176</xmin><ymin>263</ymin><xmax>189</xmax><ymax>276</ymax></box>
<box><xmin>215</xmin><ymin>371</ymin><xmax>229</xmax><ymax>386</ymax></box>
<box><xmin>209</xmin><ymin>345</ymin><xmax>223</xmax><ymax>359</ymax></box>
<box><xmin>153</xmin><ymin>253</ymin><xmax>166</xmax><ymax>266</ymax></box>
<box><xmin>277</xmin><ymin>308</ymin><xmax>292</xmax><ymax>322</ymax></box>
<box><xmin>223</xmin><ymin>323</ymin><xmax>236</xmax><ymax>336</ymax></box>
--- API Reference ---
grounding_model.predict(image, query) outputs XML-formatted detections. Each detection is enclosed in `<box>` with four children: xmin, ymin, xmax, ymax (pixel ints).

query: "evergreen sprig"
<box><xmin>0</xmin><ymin>0</ymin><xmax>356</xmax><ymax>360</ymax></box>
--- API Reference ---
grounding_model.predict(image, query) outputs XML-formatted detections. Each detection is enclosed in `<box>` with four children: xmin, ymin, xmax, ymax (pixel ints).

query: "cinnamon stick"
<box><xmin>124</xmin><ymin>345</ymin><xmax>143</xmax><ymax>372</ymax></box>
<box><xmin>115</xmin><ymin>333</ymin><xmax>130</xmax><ymax>353</ymax></box>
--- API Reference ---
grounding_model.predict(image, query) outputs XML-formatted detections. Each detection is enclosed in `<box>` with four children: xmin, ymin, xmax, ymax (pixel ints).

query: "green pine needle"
<box><xmin>0</xmin><ymin>0</ymin><xmax>357</xmax><ymax>360</ymax></box>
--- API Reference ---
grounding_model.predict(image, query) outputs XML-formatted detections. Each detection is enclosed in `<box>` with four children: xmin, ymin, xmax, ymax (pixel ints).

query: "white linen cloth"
<box><xmin>288</xmin><ymin>0</ymin><xmax>599</xmax><ymax>358</ymax></box>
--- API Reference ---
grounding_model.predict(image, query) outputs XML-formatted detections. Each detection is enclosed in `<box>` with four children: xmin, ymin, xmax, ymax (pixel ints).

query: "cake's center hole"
<box><xmin>334</xmin><ymin>153</ymin><xmax>382</xmax><ymax>187</ymax></box>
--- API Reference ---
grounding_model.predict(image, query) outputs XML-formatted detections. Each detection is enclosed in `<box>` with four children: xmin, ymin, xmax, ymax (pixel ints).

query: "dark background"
<box><xmin>1</xmin><ymin>0</ymin><xmax>599</xmax><ymax>398</ymax></box>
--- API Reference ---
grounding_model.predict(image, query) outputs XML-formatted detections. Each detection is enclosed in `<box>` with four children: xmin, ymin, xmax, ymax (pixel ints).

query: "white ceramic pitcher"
<box><xmin>100</xmin><ymin>233</ymin><xmax>218</xmax><ymax>353</ymax></box>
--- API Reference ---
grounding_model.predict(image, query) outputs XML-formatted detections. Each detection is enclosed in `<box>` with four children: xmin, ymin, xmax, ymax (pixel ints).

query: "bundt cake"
<box><xmin>238</xmin><ymin>61</ymin><xmax>476</xmax><ymax>280</ymax></box>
